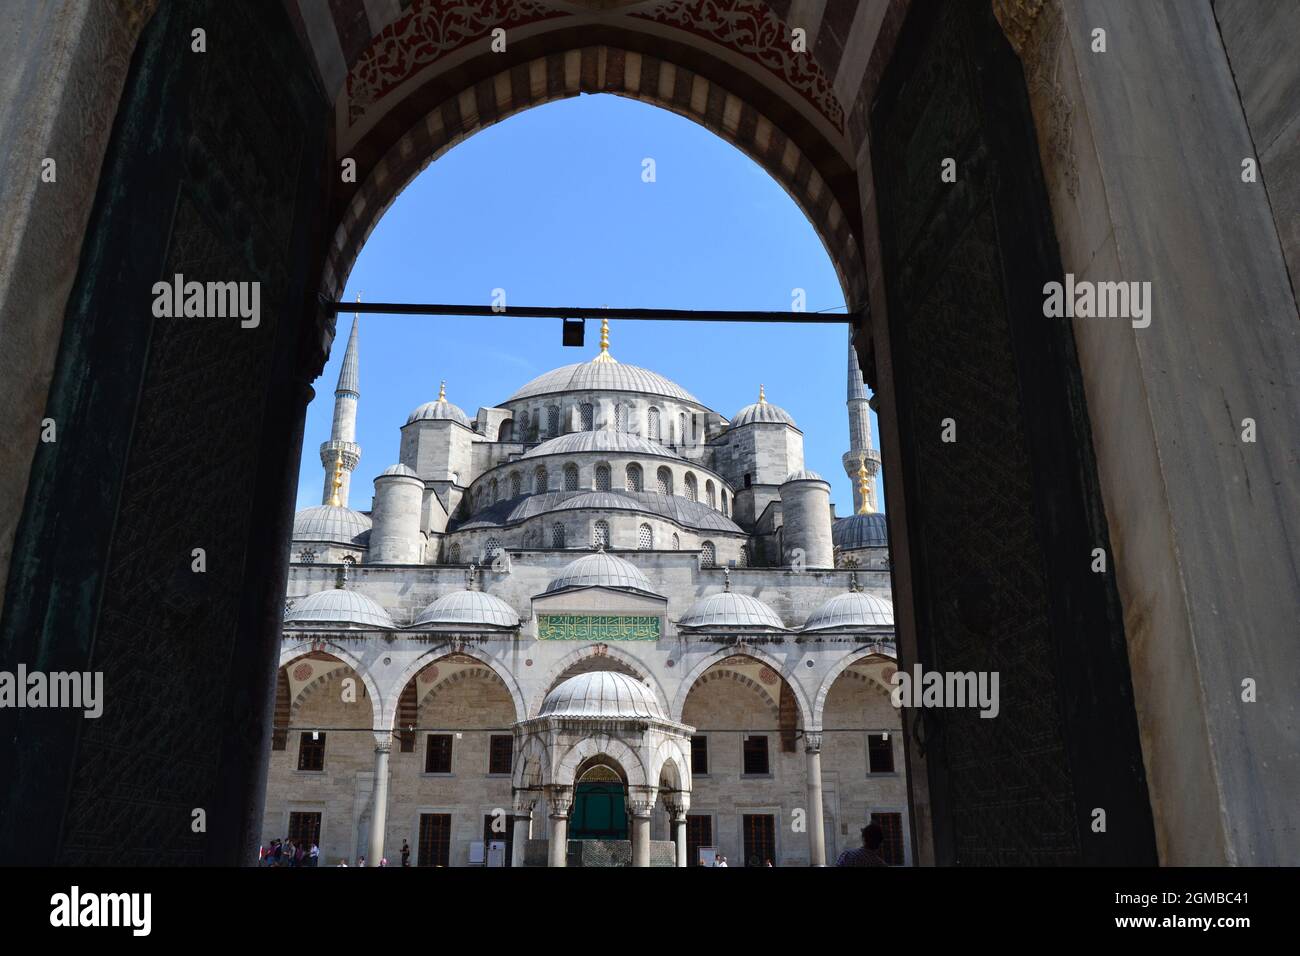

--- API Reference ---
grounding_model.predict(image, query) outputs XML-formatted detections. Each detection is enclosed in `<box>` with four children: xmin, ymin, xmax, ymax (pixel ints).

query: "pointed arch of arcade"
<box><xmin>651</xmin><ymin>738</ymin><xmax>692</xmax><ymax>799</ymax></box>
<box><xmin>556</xmin><ymin>734</ymin><xmax>648</xmax><ymax>790</ymax></box>
<box><xmin>385</xmin><ymin>643</ymin><xmax>529</xmax><ymax>731</ymax></box>
<box><xmin>278</xmin><ymin>640</ymin><xmax>384</xmax><ymax>732</ymax></box>
<box><xmin>530</xmin><ymin>643</ymin><xmax>668</xmax><ymax>719</ymax></box>
<box><xmin>671</xmin><ymin>644</ymin><xmax>812</xmax><ymax>729</ymax></box>
<box><xmin>512</xmin><ymin>733</ymin><xmax>552</xmax><ymax>792</ymax></box>
<box><xmin>813</xmin><ymin>644</ymin><xmax>899</xmax><ymax>729</ymax></box>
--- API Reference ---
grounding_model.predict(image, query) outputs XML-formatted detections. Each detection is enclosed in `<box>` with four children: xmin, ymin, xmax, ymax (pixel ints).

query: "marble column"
<box><xmin>511</xmin><ymin>792</ymin><xmax>535</xmax><ymax>869</ymax></box>
<box><xmin>629</xmin><ymin>803</ymin><xmax>654</xmax><ymax>868</ymax></box>
<box><xmin>805</xmin><ymin>732</ymin><xmax>827</xmax><ymax>867</ymax></box>
<box><xmin>666</xmin><ymin>793</ymin><xmax>691</xmax><ymax>867</ymax></box>
<box><xmin>367</xmin><ymin>736</ymin><xmax>392</xmax><ymax>867</ymax></box>
<box><xmin>546</xmin><ymin>786</ymin><xmax>572</xmax><ymax>868</ymax></box>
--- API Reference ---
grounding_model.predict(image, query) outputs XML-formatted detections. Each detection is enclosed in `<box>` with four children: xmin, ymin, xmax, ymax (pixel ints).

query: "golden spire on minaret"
<box><xmin>856</xmin><ymin>453</ymin><xmax>874</xmax><ymax>515</ymax></box>
<box><xmin>328</xmin><ymin>450</ymin><xmax>345</xmax><ymax>507</ymax></box>
<box><xmin>438</xmin><ymin>380</ymin><xmax>447</xmax><ymax>401</ymax></box>
<box><xmin>592</xmin><ymin>318</ymin><xmax>617</xmax><ymax>364</ymax></box>
<box><xmin>758</xmin><ymin>384</ymin><xmax>767</xmax><ymax>404</ymax></box>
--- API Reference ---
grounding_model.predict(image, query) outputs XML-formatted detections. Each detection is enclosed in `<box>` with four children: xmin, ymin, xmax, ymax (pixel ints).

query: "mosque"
<box><xmin>266</xmin><ymin>317</ymin><xmax>906</xmax><ymax>867</ymax></box>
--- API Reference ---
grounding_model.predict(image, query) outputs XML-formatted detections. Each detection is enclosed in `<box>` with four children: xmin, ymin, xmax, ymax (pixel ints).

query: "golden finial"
<box><xmin>593</xmin><ymin>317</ymin><xmax>617</xmax><ymax>364</ymax></box>
<box><xmin>328</xmin><ymin>450</ymin><xmax>344</xmax><ymax>507</ymax></box>
<box><xmin>438</xmin><ymin>379</ymin><xmax>447</xmax><ymax>401</ymax></box>
<box><xmin>856</xmin><ymin>453</ymin><xmax>873</xmax><ymax>515</ymax></box>
<box><xmin>758</xmin><ymin>384</ymin><xmax>767</xmax><ymax>404</ymax></box>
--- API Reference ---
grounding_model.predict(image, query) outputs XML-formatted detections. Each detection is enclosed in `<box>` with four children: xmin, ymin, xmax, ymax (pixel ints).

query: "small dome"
<box><xmin>545</xmin><ymin>551</ymin><xmax>656</xmax><ymax>595</ymax></box>
<box><xmin>377</xmin><ymin>463</ymin><xmax>420</xmax><ymax>479</ymax></box>
<box><xmin>833</xmin><ymin>512</ymin><xmax>889</xmax><ymax>550</ymax></box>
<box><xmin>679</xmin><ymin>591</ymin><xmax>785</xmax><ymax>629</ymax></box>
<box><xmin>521</xmin><ymin>430</ymin><xmax>675</xmax><ymax>460</ymax></box>
<box><xmin>412</xmin><ymin>589</ymin><xmax>519</xmax><ymax>628</ymax></box>
<box><xmin>292</xmin><ymin>505</ymin><xmax>372</xmax><ymax>543</ymax></box>
<box><xmin>285</xmin><ymin>588</ymin><xmax>394</xmax><ymax>629</ymax></box>
<box><xmin>539</xmin><ymin>670</ymin><xmax>665</xmax><ymax>720</ymax></box>
<box><xmin>802</xmin><ymin>590</ymin><xmax>894</xmax><ymax>631</ymax></box>
<box><xmin>731</xmin><ymin>387</ymin><xmax>795</xmax><ymax>428</ymax></box>
<box><xmin>406</xmin><ymin>384</ymin><xmax>471</xmax><ymax>427</ymax></box>
<box><xmin>783</xmin><ymin>469</ymin><xmax>825</xmax><ymax>483</ymax></box>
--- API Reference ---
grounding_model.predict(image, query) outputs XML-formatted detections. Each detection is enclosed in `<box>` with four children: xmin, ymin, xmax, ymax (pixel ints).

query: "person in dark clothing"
<box><xmin>836</xmin><ymin>823</ymin><xmax>888</xmax><ymax>866</ymax></box>
<box><xmin>401</xmin><ymin>840</ymin><xmax>411</xmax><ymax>867</ymax></box>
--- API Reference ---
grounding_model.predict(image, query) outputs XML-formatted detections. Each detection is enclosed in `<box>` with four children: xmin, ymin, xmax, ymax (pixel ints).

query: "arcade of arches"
<box><xmin>1</xmin><ymin>0</ymin><xmax>1297</xmax><ymax>866</ymax></box>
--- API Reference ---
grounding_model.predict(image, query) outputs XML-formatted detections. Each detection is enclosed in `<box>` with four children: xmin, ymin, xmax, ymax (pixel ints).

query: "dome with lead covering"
<box><xmin>544</xmin><ymin>551</ymin><xmax>656</xmax><ymax>595</ymax></box>
<box><xmin>378</xmin><ymin>463</ymin><xmax>420</xmax><ymax>479</ymax></box>
<box><xmin>833</xmin><ymin>512</ymin><xmax>890</xmax><ymax>550</ymax></box>
<box><xmin>412</xmin><ymin>589</ymin><xmax>520</xmax><ymax>628</ymax></box>
<box><xmin>292</xmin><ymin>505</ymin><xmax>372</xmax><ymax>544</ymax></box>
<box><xmin>406</xmin><ymin>381</ymin><xmax>471</xmax><ymax>427</ymax></box>
<box><xmin>783</xmin><ymin>469</ymin><xmax>825</xmax><ymax>483</ymax></box>
<box><xmin>679</xmin><ymin>591</ymin><xmax>786</xmax><ymax>630</ymax></box>
<box><xmin>455</xmin><ymin>489</ymin><xmax>743</xmax><ymax>534</ymax></box>
<box><xmin>507</xmin><ymin>360</ymin><xmax>699</xmax><ymax>405</ymax></box>
<box><xmin>802</xmin><ymin>590</ymin><xmax>894</xmax><ymax>631</ymax></box>
<box><xmin>731</xmin><ymin>385</ymin><xmax>796</xmax><ymax>428</ymax></box>
<box><xmin>538</xmin><ymin>670</ymin><xmax>665</xmax><ymax>720</ymax></box>
<box><xmin>521</xmin><ymin>431</ymin><xmax>676</xmax><ymax>460</ymax></box>
<box><xmin>285</xmin><ymin>588</ymin><xmax>394</xmax><ymax>629</ymax></box>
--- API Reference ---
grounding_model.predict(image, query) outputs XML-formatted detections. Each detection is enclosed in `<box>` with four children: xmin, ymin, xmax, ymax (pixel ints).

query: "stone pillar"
<box><xmin>665</xmin><ymin>793</ymin><xmax>691</xmax><ymax>867</ymax></box>
<box><xmin>366</xmin><ymin>737</ymin><xmax>391</xmax><ymax>867</ymax></box>
<box><xmin>629</xmin><ymin>792</ymin><xmax>657</xmax><ymax>868</ymax></box>
<box><xmin>546</xmin><ymin>786</ymin><xmax>572</xmax><ymax>868</ymax></box>
<box><xmin>511</xmin><ymin>792</ymin><xmax>535</xmax><ymax>869</ymax></box>
<box><xmin>805</xmin><ymin>732</ymin><xmax>827</xmax><ymax>867</ymax></box>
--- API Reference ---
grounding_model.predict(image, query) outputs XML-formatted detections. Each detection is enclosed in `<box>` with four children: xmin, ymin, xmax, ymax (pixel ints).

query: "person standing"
<box><xmin>310</xmin><ymin>842</ymin><xmax>320</xmax><ymax>867</ymax></box>
<box><xmin>836</xmin><ymin>823</ymin><xmax>888</xmax><ymax>866</ymax></box>
<box><xmin>401</xmin><ymin>840</ymin><xmax>411</xmax><ymax>867</ymax></box>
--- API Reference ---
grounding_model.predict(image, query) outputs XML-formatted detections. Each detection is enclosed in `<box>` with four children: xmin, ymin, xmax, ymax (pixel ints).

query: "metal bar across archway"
<box><xmin>320</xmin><ymin>296</ymin><xmax>858</xmax><ymax>324</ymax></box>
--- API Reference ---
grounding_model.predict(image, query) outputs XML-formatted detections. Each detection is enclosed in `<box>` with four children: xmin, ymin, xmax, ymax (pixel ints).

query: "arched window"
<box><xmin>647</xmin><ymin>406</ymin><xmax>661</xmax><ymax>441</ymax></box>
<box><xmin>738</xmin><ymin>545</ymin><xmax>749</xmax><ymax>567</ymax></box>
<box><xmin>564</xmin><ymin>464</ymin><xmax>579</xmax><ymax>491</ymax></box>
<box><xmin>706</xmin><ymin>479</ymin><xmax>716</xmax><ymax>509</ymax></box>
<box><xmin>580</xmin><ymin>403</ymin><xmax>594</xmax><ymax>430</ymax></box>
<box><xmin>341</xmin><ymin>554</ymin><xmax>357</xmax><ymax>566</ymax></box>
<box><xmin>625</xmin><ymin>463</ymin><xmax>643</xmax><ymax>492</ymax></box>
<box><xmin>594</xmin><ymin>464</ymin><xmax>611</xmax><ymax>491</ymax></box>
<box><xmin>490</xmin><ymin>478</ymin><xmax>499</xmax><ymax>501</ymax></box>
<box><xmin>534</xmin><ymin>466</ymin><xmax>548</xmax><ymax>493</ymax></box>
<box><xmin>498</xmin><ymin>420</ymin><xmax>513</xmax><ymax>442</ymax></box>
<box><xmin>700</xmin><ymin>540</ymin><xmax>716</xmax><ymax>567</ymax></box>
<box><xmin>518</xmin><ymin>410</ymin><xmax>529</xmax><ymax>439</ymax></box>
<box><xmin>657</xmin><ymin>467</ymin><xmax>673</xmax><ymax>496</ymax></box>
<box><xmin>484</xmin><ymin>538</ymin><xmax>502</xmax><ymax>561</ymax></box>
<box><xmin>722</xmin><ymin>492</ymin><xmax>728</xmax><ymax>517</ymax></box>
<box><xmin>684</xmin><ymin>473</ymin><xmax>698</xmax><ymax>502</ymax></box>
<box><xmin>671</xmin><ymin>533</ymin><xmax>680</xmax><ymax>551</ymax></box>
<box><xmin>547</xmin><ymin>406</ymin><xmax>560</xmax><ymax>437</ymax></box>
<box><xmin>615</xmin><ymin>403</ymin><xmax>628</xmax><ymax>432</ymax></box>
<box><xmin>298</xmin><ymin>549</ymin><xmax>316</xmax><ymax>564</ymax></box>
<box><xmin>552</xmin><ymin>523</ymin><xmax>566</xmax><ymax>548</ymax></box>
<box><xmin>448</xmin><ymin>543</ymin><xmax>460</xmax><ymax>563</ymax></box>
<box><xmin>510</xmin><ymin>472</ymin><xmax>522</xmax><ymax>497</ymax></box>
<box><xmin>638</xmin><ymin>523</ymin><xmax>653</xmax><ymax>550</ymax></box>
<box><xmin>593</xmin><ymin>520</ymin><xmax>610</xmax><ymax>549</ymax></box>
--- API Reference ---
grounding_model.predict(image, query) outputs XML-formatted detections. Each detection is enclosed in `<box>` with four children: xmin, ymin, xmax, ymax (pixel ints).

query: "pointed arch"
<box><xmin>556</xmin><ymin>734</ymin><xmax>647</xmax><ymax>789</ymax></box>
<box><xmin>813</xmin><ymin>644</ymin><xmax>899</xmax><ymax>728</ymax></box>
<box><xmin>530</xmin><ymin>644</ymin><xmax>667</xmax><ymax>718</ymax></box>
<box><xmin>279</xmin><ymin>640</ymin><xmax>383</xmax><ymax>730</ymax></box>
<box><xmin>385</xmin><ymin>644</ymin><xmax>528</xmax><ymax>729</ymax></box>
<box><xmin>671</xmin><ymin>644</ymin><xmax>812</xmax><ymax>728</ymax></box>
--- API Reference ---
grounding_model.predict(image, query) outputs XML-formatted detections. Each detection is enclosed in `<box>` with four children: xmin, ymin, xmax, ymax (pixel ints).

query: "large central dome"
<box><xmin>506</xmin><ymin>357</ymin><xmax>700</xmax><ymax>404</ymax></box>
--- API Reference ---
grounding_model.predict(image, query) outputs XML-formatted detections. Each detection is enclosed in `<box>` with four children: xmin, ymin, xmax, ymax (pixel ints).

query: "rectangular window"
<box><xmin>425</xmin><ymin>734</ymin><xmax>453</xmax><ymax>774</ymax></box>
<box><xmin>686</xmin><ymin>814</ymin><xmax>713</xmax><ymax>867</ymax></box>
<box><xmin>483</xmin><ymin>813</ymin><xmax>514</xmax><ymax>868</ymax></box>
<box><xmin>418</xmin><ymin>813</ymin><xmax>452</xmax><ymax>867</ymax></box>
<box><xmin>742</xmin><ymin>814</ymin><xmax>776</xmax><ymax>867</ymax></box>
<box><xmin>297</xmin><ymin>732</ymin><xmax>325</xmax><ymax>772</ymax></box>
<box><xmin>287</xmin><ymin>811</ymin><xmax>321</xmax><ymax>849</ymax></box>
<box><xmin>690</xmin><ymin>735</ymin><xmax>709</xmax><ymax>775</ymax></box>
<box><xmin>871</xmin><ymin>812</ymin><xmax>905</xmax><ymax>866</ymax></box>
<box><xmin>742</xmin><ymin>735</ymin><xmax>769</xmax><ymax>775</ymax></box>
<box><xmin>868</xmin><ymin>732</ymin><xmax>895</xmax><ymax>773</ymax></box>
<box><xmin>488</xmin><ymin>735</ymin><xmax>513</xmax><ymax>775</ymax></box>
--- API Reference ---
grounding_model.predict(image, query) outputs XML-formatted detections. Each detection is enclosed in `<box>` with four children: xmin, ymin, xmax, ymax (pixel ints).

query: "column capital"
<box><xmin>627</xmin><ymin>786</ymin><xmax>659</xmax><ymax>818</ymax></box>
<box><xmin>804</xmin><ymin>731</ymin><xmax>824</xmax><ymax>754</ymax></box>
<box><xmin>663</xmin><ymin>792</ymin><xmax>692</xmax><ymax>818</ymax></box>
<box><xmin>373</xmin><ymin>734</ymin><xmax>393</xmax><ymax>755</ymax></box>
<box><xmin>545</xmin><ymin>785</ymin><xmax>573</xmax><ymax>817</ymax></box>
<box><xmin>512</xmin><ymin>790</ymin><xmax>538</xmax><ymax>815</ymax></box>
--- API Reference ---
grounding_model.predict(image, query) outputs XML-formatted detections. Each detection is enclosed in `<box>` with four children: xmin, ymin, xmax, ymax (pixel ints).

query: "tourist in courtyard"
<box><xmin>836</xmin><ymin>823</ymin><xmax>887</xmax><ymax>866</ymax></box>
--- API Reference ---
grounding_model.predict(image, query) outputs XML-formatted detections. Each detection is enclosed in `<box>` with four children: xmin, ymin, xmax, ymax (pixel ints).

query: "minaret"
<box><xmin>320</xmin><ymin>298</ymin><xmax>362</xmax><ymax>507</ymax></box>
<box><xmin>842</xmin><ymin>327</ymin><xmax>880</xmax><ymax>513</ymax></box>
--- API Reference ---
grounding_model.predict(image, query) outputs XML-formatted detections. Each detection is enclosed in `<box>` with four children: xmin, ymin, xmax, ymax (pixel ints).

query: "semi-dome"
<box><xmin>731</xmin><ymin>385</ymin><xmax>796</xmax><ymax>428</ymax></box>
<box><xmin>802</xmin><ymin>590</ymin><xmax>894</xmax><ymax>631</ymax></box>
<box><xmin>406</xmin><ymin>381</ymin><xmax>471</xmax><ymax>427</ymax></box>
<box><xmin>455</xmin><ymin>489</ymin><xmax>744</xmax><ymax>534</ymax></box>
<box><xmin>521</xmin><ymin>430</ymin><xmax>676</xmax><ymax>460</ymax></box>
<box><xmin>377</xmin><ymin>463</ymin><xmax>420</xmax><ymax>479</ymax></box>
<box><xmin>545</xmin><ymin>551</ymin><xmax>656</xmax><ymax>595</ymax></box>
<box><xmin>538</xmin><ymin>670</ymin><xmax>665</xmax><ymax>720</ymax></box>
<box><xmin>553</xmin><ymin>491</ymin><xmax>641</xmax><ymax>512</ymax></box>
<box><xmin>292</xmin><ymin>505</ymin><xmax>372</xmax><ymax>543</ymax></box>
<box><xmin>412</xmin><ymin>589</ymin><xmax>519</xmax><ymax>628</ymax></box>
<box><xmin>679</xmin><ymin>590</ymin><xmax>786</xmax><ymax>629</ymax></box>
<box><xmin>833</xmin><ymin>512</ymin><xmax>890</xmax><ymax>550</ymax></box>
<box><xmin>506</xmin><ymin>359</ymin><xmax>699</xmax><ymax>405</ymax></box>
<box><xmin>285</xmin><ymin>588</ymin><xmax>394</xmax><ymax>629</ymax></box>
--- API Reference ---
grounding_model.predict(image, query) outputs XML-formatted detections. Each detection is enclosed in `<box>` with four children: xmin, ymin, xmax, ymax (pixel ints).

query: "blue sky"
<box><xmin>297</xmin><ymin>93</ymin><xmax>882</xmax><ymax>514</ymax></box>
